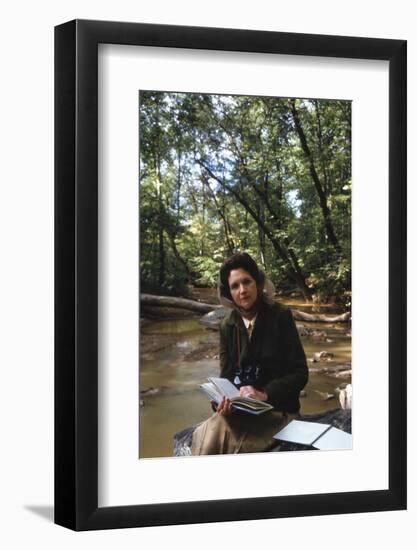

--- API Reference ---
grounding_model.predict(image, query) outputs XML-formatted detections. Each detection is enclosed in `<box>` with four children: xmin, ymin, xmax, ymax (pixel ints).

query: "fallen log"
<box><xmin>140</xmin><ymin>293</ymin><xmax>222</xmax><ymax>314</ymax></box>
<box><xmin>199</xmin><ymin>307</ymin><xmax>229</xmax><ymax>328</ymax></box>
<box><xmin>291</xmin><ymin>309</ymin><xmax>351</xmax><ymax>323</ymax></box>
<box><xmin>142</xmin><ymin>294</ymin><xmax>351</xmax><ymax>324</ymax></box>
<box><xmin>200</xmin><ymin>306</ymin><xmax>351</xmax><ymax>330</ymax></box>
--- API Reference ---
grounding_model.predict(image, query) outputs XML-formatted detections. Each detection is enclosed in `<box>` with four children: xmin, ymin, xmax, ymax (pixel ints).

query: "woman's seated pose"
<box><xmin>192</xmin><ymin>252</ymin><xmax>308</xmax><ymax>455</ymax></box>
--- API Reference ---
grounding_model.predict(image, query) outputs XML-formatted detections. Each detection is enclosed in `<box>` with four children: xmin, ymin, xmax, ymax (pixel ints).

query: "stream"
<box><xmin>139</xmin><ymin>302</ymin><xmax>351</xmax><ymax>459</ymax></box>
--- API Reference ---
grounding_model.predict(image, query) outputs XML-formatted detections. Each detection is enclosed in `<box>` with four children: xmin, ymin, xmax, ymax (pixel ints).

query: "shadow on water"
<box><xmin>139</xmin><ymin>313</ymin><xmax>351</xmax><ymax>459</ymax></box>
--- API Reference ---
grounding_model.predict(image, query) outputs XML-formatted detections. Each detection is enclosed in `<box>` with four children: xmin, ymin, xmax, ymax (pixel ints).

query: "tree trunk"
<box><xmin>292</xmin><ymin>309</ymin><xmax>351</xmax><ymax>322</ymax></box>
<box><xmin>313</xmin><ymin>100</ymin><xmax>330</xmax><ymax>195</ymax></box>
<box><xmin>196</xmin><ymin>159</ymin><xmax>314</xmax><ymax>301</ymax></box>
<box><xmin>257</xmin><ymin>201</ymin><xmax>267</xmax><ymax>269</ymax></box>
<box><xmin>166</xmin><ymin>233</ymin><xmax>192</xmax><ymax>280</ymax></box>
<box><xmin>201</xmin><ymin>174</ymin><xmax>235</xmax><ymax>254</ymax></box>
<box><xmin>141</xmin><ymin>293</ymin><xmax>222</xmax><ymax>313</ymax></box>
<box><xmin>157</xmin><ymin>178</ymin><xmax>165</xmax><ymax>286</ymax></box>
<box><xmin>158</xmin><ymin>235</ymin><xmax>165</xmax><ymax>286</ymax></box>
<box><xmin>289</xmin><ymin>99</ymin><xmax>341</xmax><ymax>253</ymax></box>
<box><xmin>154</xmin><ymin>96</ymin><xmax>165</xmax><ymax>286</ymax></box>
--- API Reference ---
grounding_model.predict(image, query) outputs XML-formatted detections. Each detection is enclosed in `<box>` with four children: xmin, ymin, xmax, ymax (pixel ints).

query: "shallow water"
<box><xmin>139</xmin><ymin>315</ymin><xmax>351</xmax><ymax>458</ymax></box>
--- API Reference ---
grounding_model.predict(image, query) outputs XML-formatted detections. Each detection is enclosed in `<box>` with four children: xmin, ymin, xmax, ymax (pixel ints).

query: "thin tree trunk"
<box><xmin>154</xmin><ymin>97</ymin><xmax>165</xmax><ymax>286</ymax></box>
<box><xmin>166</xmin><ymin>232</ymin><xmax>192</xmax><ymax>280</ymax></box>
<box><xmin>201</xmin><ymin>174</ymin><xmax>235</xmax><ymax>254</ymax></box>
<box><xmin>196</xmin><ymin>159</ymin><xmax>314</xmax><ymax>300</ymax></box>
<box><xmin>313</xmin><ymin>100</ymin><xmax>330</xmax><ymax>195</ymax></box>
<box><xmin>289</xmin><ymin>98</ymin><xmax>341</xmax><ymax>253</ymax></box>
<box><xmin>258</xmin><ymin>201</ymin><xmax>267</xmax><ymax>269</ymax></box>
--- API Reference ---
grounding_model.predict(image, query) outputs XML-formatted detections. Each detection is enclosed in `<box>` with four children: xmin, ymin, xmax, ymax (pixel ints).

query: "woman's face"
<box><xmin>228</xmin><ymin>268</ymin><xmax>258</xmax><ymax>313</ymax></box>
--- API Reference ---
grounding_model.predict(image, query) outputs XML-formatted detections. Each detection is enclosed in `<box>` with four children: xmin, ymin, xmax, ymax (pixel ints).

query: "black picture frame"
<box><xmin>55</xmin><ymin>19</ymin><xmax>407</xmax><ymax>531</ymax></box>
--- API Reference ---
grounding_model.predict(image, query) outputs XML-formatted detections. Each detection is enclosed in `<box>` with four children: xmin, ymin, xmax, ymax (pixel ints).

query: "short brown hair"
<box><xmin>219</xmin><ymin>252</ymin><xmax>265</xmax><ymax>301</ymax></box>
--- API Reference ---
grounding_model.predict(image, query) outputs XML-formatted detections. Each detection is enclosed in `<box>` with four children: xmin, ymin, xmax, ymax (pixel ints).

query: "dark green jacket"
<box><xmin>219</xmin><ymin>301</ymin><xmax>308</xmax><ymax>413</ymax></box>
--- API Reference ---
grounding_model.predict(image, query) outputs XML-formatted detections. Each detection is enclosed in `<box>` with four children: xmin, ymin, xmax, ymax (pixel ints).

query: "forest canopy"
<box><xmin>139</xmin><ymin>91</ymin><xmax>351</xmax><ymax>305</ymax></box>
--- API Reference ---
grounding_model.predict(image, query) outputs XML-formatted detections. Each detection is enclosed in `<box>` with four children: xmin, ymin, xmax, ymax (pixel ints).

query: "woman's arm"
<box><xmin>263</xmin><ymin>308</ymin><xmax>308</xmax><ymax>409</ymax></box>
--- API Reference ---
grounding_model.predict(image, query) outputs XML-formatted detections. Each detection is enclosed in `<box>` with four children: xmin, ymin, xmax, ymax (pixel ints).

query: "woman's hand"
<box><xmin>239</xmin><ymin>385</ymin><xmax>268</xmax><ymax>401</ymax></box>
<box><xmin>216</xmin><ymin>396</ymin><xmax>233</xmax><ymax>416</ymax></box>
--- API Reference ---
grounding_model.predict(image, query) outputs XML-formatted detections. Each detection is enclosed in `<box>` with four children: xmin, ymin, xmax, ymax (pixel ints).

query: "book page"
<box><xmin>200</xmin><ymin>382</ymin><xmax>222</xmax><ymax>403</ymax></box>
<box><xmin>314</xmin><ymin>426</ymin><xmax>353</xmax><ymax>450</ymax></box>
<box><xmin>273</xmin><ymin>420</ymin><xmax>331</xmax><ymax>446</ymax></box>
<box><xmin>209</xmin><ymin>377</ymin><xmax>240</xmax><ymax>399</ymax></box>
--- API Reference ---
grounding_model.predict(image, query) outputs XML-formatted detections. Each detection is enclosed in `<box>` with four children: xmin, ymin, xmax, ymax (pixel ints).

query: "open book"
<box><xmin>199</xmin><ymin>377</ymin><xmax>273</xmax><ymax>415</ymax></box>
<box><xmin>273</xmin><ymin>419</ymin><xmax>352</xmax><ymax>450</ymax></box>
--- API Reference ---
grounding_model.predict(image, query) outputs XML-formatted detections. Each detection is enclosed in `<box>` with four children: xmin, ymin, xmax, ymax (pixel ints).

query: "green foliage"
<box><xmin>190</xmin><ymin>256</ymin><xmax>220</xmax><ymax>287</ymax></box>
<box><xmin>308</xmin><ymin>258</ymin><xmax>351</xmax><ymax>306</ymax></box>
<box><xmin>139</xmin><ymin>91</ymin><xmax>351</xmax><ymax>303</ymax></box>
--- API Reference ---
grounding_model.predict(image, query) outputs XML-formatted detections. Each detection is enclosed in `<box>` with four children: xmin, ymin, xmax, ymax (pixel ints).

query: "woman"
<box><xmin>191</xmin><ymin>252</ymin><xmax>308</xmax><ymax>455</ymax></box>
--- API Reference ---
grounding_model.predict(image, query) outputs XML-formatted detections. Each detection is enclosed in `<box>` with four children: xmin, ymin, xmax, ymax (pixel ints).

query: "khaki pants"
<box><xmin>191</xmin><ymin>410</ymin><xmax>297</xmax><ymax>455</ymax></box>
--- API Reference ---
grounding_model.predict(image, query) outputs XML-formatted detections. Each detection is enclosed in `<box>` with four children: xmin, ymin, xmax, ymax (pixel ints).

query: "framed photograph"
<box><xmin>55</xmin><ymin>19</ymin><xmax>406</xmax><ymax>530</ymax></box>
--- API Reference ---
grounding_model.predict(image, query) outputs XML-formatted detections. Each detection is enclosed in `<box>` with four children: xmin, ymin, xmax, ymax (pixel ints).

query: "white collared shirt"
<box><xmin>242</xmin><ymin>314</ymin><xmax>257</xmax><ymax>338</ymax></box>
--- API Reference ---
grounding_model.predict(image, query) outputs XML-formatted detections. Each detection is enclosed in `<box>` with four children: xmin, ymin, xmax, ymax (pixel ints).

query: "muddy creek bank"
<box><xmin>139</xmin><ymin>306</ymin><xmax>351</xmax><ymax>459</ymax></box>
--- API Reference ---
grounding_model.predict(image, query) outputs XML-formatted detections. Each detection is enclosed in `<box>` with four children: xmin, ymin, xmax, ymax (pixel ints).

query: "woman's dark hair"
<box><xmin>219</xmin><ymin>252</ymin><xmax>265</xmax><ymax>301</ymax></box>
